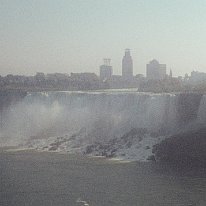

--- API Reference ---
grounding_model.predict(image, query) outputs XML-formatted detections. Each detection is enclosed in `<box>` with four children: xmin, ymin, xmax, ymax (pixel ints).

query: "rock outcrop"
<box><xmin>153</xmin><ymin>127</ymin><xmax>206</xmax><ymax>167</ymax></box>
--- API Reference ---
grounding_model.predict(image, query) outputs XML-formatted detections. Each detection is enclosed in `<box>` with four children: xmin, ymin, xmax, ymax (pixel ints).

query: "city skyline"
<box><xmin>1</xmin><ymin>0</ymin><xmax>206</xmax><ymax>76</ymax></box>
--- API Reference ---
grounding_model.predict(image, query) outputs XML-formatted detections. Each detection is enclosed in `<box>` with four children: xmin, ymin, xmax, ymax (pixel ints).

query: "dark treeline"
<box><xmin>0</xmin><ymin>73</ymin><xmax>107</xmax><ymax>92</ymax></box>
<box><xmin>1</xmin><ymin>72</ymin><xmax>206</xmax><ymax>93</ymax></box>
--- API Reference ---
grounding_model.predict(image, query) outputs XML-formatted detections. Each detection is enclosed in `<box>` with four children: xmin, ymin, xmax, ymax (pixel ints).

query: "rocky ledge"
<box><xmin>153</xmin><ymin>127</ymin><xmax>206</xmax><ymax>167</ymax></box>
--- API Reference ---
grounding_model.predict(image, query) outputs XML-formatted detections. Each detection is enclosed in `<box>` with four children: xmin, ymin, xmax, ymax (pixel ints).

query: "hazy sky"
<box><xmin>1</xmin><ymin>0</ymin><xmax>206</xmax><ymax>77</ymax></box>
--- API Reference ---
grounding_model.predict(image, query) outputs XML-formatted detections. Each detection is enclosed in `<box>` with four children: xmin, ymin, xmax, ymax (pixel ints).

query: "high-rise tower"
<box><xmin>122</xmin><ymin>49</ymin><xmax>133</xmax><ymax>79</ymax></box>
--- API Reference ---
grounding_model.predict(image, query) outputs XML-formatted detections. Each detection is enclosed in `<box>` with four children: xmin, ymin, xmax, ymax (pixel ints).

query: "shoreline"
<box><xmin>0</xmin><ymin>146</ymin><xmax>133</xmax><ymax>164</ymax></box>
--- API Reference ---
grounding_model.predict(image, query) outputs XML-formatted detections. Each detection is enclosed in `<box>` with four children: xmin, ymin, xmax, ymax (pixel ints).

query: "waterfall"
<box><xmin>197</xmin><ymin>94</ymin><xmax>206</xmax><ymax>123</ymax></box>
<box><xmin>0</xmin><ymin>91</ymin><xmax>204</xmax><ymax>159</ymax></box>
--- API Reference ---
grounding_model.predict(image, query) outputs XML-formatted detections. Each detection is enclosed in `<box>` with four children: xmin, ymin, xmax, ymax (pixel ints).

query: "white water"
<box><xmin>0</xmin><ymin>91</ymin><xmax>204</xmax><ymax>161</ymax></box>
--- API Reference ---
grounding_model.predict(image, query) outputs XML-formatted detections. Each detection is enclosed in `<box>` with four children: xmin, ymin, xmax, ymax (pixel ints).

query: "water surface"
<box><xmin>0</xmin><ymin>149</ymin><xmax>206</xmax><ymax>206</ymax></box>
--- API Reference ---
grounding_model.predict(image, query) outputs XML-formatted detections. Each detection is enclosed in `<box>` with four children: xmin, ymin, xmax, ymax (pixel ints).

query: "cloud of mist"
<box><xmin>0</xmin><ymin>92</ymin><xmax>204</xmax><ymax>147</ymax></box>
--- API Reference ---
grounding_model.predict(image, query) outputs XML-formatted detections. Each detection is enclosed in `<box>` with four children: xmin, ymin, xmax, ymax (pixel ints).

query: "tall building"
<box><xmin>100</xmin><ymin>58</ymin><xmax>113</xmax><ymax>80</ymax></box>
<box><xmin>169</xmin><ymin>69</ymin><xmax>173</xmax><ymax>78</ymax></box>
<box><xmin>146</xmin><ymin>59</ymin><xmax>166</xmax><ymax>80</ymax></box>
<box><xmin>122</xmin><ymin>49</ymin><xmax>133</xmax><ymax>79</ymax></box>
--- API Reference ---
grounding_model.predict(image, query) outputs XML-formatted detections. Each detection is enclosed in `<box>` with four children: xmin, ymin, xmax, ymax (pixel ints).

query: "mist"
<box><xmin>0</xmin><ymin>91</ymin><xmax>204</xmax><ymax>151</ymax></box>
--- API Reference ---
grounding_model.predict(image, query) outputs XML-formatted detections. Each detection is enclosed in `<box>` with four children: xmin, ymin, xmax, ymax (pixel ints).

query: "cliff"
<box><xmin>153</xmin><ymin>127</ymin><xmax>206</xmax><ymax>167</ymax></box>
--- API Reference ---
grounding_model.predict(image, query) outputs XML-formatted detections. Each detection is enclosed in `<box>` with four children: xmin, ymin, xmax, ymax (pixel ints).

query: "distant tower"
<box><xmin>100</xmin><ymin>58</ymin><xmax>113</xmax><ymax>80</ymax></box>
<box><xmin>169</xmin><ymin>69</ymin><xmax>173</xmax><ymax>78</ymax></box>
<box><xmin>122</xmin><ymin>49</ymin><xmax>133</xmax><ymax>79</ymax></box>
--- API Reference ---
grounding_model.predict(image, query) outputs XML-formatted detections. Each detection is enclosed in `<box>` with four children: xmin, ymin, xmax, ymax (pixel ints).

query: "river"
<box><xmin>1</xmin><ymin>149</ymin><xmax>206</xmax><ymax>206</ymax></box>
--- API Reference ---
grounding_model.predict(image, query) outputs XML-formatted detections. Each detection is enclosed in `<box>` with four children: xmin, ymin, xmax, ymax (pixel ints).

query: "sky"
<box><xmin>1</xmin><ymin>0</ymin><xmax>206</xmax><ymax>77</ymax></box>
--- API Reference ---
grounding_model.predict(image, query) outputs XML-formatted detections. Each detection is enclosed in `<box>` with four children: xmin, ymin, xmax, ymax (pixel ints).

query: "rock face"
<box><xmin>153</xmin><ymin>127</ymin><xmax>206</xmax><ymax>167</ymax></box>
<box><xmin>84</xmin><ymin>128</ymin><xmax>147</xmax><ymax>158</ymax></box>
<box><xmin>24</xmin><ymin>127</ymin><xmax>165</xmax><ymax>161</ymax></box>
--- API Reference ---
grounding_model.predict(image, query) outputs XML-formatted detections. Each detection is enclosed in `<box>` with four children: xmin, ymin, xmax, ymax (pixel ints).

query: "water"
<box><xmin>1</xmin><ymin>91</ymin><xmax>206</xmax><ymax>205</ymax></box>
<box><xmin>1</xmin><ymin>149</ymin><xmax>206</xmax><ymax>206</ymax></box>
<box><xmin>1</xmin><ymin>91</ymin><xmax>203</xmax><ymax>148</ymax></box>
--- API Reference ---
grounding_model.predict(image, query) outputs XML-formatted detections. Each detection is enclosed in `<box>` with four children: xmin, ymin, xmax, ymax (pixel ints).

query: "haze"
<box><xmin>1</xmin><ymin>0</ymin><xmax>206</xmax><ymax>77</ymax></box>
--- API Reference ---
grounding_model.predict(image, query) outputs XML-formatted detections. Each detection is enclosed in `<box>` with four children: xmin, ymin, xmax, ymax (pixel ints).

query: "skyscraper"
<box><xmin>122</xmin><ymin>49</ymin><xmax>133</xmax><ymax>79</ymax></box>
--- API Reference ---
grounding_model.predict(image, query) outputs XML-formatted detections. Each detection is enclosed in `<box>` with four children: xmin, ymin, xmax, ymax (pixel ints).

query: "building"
<box><xmin>169</xmin><ymin>69</ymin><xmax>173</xmax><ymax>78</ymax></box>
<box><xmin>100</xmin><ymin>58</ymin><xmax>113</xmax><ymax>80</ymax></box>
<box><xmin>146</xmin><ymin>59</ymin><xmax>166</xmax><ymax>80</ymax></box>
<box><xmin>122</xmin><ymin>49</ymin><xmax>133</xmax><ymax>79</ymax></box>
<box><xmin>189</xmin><ymin>71</ymin><xmax>206</xmax><ymax>85</ymax></box>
